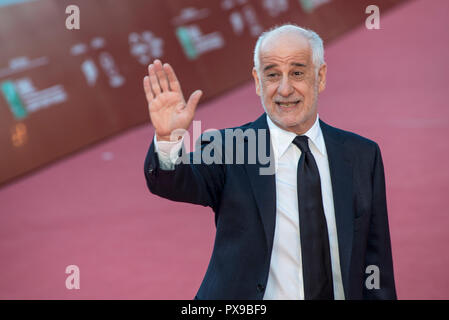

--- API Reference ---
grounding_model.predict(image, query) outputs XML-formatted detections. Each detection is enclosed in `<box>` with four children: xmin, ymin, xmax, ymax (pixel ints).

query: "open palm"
<box><xmin>143</xmin><ymin>60</ymin><xmax>202</xmax><ymax>141</ymax></box>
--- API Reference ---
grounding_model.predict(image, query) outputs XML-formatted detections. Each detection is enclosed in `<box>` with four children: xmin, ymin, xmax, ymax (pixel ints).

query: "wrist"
<box><xmin>156</xmin><ymin>133</ymin><xmax>183</xmax><ymax>142</ymax></box>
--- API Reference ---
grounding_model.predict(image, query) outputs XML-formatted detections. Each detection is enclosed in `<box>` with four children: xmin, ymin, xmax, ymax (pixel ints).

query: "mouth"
<box><xmin>275</xmin><ymin>100</ymin><xmax>301</xmax><ymax>108</ymax></box>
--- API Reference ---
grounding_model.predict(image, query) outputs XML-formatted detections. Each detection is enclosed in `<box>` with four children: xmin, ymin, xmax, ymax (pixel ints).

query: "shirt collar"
<box><xmin>266</xmin><ymin>113</ymin><xmax>326</xmax><ymax>159</ymax></box>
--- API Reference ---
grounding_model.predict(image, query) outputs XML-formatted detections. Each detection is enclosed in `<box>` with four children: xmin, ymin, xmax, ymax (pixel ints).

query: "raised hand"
<box><xmin>143</xmin><ymin>59</ymin><xmax>203</xmax><ymax>141</ymax></box>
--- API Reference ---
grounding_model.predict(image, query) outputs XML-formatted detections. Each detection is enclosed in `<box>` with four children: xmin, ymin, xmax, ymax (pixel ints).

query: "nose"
<box><xmin>277</xmin><ymin>75</ymin><xmax>294</xmax><ymax>97</ymax></box>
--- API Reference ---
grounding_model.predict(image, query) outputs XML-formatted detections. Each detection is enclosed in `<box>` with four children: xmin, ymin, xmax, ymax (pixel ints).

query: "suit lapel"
<box><xmin>320</xmin><ymin>120</ymin><xmax>354</xmax><ymax>298</ymax></box>
<box><xmin>243</xmin><ymin>114</ymin><xmax>277</xmax><ymax>253</ymax></box>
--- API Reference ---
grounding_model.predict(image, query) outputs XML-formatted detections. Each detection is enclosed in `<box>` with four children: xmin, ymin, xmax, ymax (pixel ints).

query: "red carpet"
<box><xmin>0</xmin><ymin>0</ymin><xmax>448</xmax><ymax>299</ymax></box>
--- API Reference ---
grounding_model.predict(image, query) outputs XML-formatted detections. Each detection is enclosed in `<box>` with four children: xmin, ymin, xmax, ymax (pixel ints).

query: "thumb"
<box><xmin>186</xmin><ymin>90</ymin><xmax>203</xmax><ymax>114</ymax></box>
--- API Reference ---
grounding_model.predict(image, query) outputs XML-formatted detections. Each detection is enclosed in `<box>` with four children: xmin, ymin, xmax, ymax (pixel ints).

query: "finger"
<box><xmin>148</xmin><ymin>63</ymin><xmax>161</xmax><ymax>96</ymax></box>
<box><xmin>143</xmin><ymin>76</ymin><xmax>153</xmax><ymax>104</ymax></box>
<box><xmin>154</xmin><ymin>60</ymin><xmax>169</xmax><ymax>92</ymax></box>
<box><xmin>186</xmin><ymin>90</ymin><xmax>203</xmax><ymax>114</ymax></box>
<box><xmin>163</xmin><ymin>63</ymin><xmax>182</xmax><ymax>93</ymax></box>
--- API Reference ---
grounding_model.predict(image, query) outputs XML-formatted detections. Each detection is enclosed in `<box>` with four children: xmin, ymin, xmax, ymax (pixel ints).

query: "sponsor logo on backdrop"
<box><xmin>129</xmin><ymin>31</ymin><xmax>164</xmax><ymax>65</ymax></box>
<box><xmin>70</xmin><ymin>37</ymin><xmax>125</xmax><ymax>88</ymax></box>
<box><xmin>176</xmin><ymin>25</ymin><xmax>225</xmax><ymax>60</ymax></box>
<box><xmin>1</xmin><ymin>78</ymin><xmax>67</xmax><ymax>119</ymax></box>
<box><xmin>172</xmin><ymin>7</ymin><xmax>210</xmax><ymax>25</ymax></box>
<box><xmin>221</xmin><ymin>0</ymin><xmax>262</xmax><ymax>37</ymax></box>
<box><xmin>229</xmin><ymin>11</ymin><xmax>245</xmax><ymax>35</ymax></box>
<box><xmin>0</xmin><ymin>56</ymin><xmax>49</xmax><ymax>79</ymax></box>
<box><xmin>221</xmin><ymin>0</ymin><xmax>248</xmax><ymax>11</ymax></box>
<box><xmin>241</xmin><ymin>5</ymin><xmax>263</xmax><ymax>37</ymax></box>
<box><xmin>99</xmin><ymin>52</ymin><xmax>125</xmax><ymax>88</ymax></box>
<box><xmin>263</xmin><ymin>0</ymin><xmax>289</xmax><ymax>17</ymax></box>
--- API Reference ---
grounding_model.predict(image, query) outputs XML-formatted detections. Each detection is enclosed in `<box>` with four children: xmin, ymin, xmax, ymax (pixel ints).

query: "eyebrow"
<box><xmin>263</xmin><ymin>62</ymin><xmax>307</xmax><ymax>71</ymax></box>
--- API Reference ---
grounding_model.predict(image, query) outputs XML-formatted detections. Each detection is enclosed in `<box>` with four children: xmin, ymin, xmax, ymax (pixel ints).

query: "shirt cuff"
<box><xmin>154</xmin><ymin>134</ymin><xmax>184</xmax><ymax>170</ymax></box>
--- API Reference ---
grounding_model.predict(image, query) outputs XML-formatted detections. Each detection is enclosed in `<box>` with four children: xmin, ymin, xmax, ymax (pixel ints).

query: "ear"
<box><xmin>252</xmin><ymin>67</ymin><xmax>261</xmax><ymax>96</ymax></box>
<box><xmin>317</xmin><ymin>63</ymin><xmax>327</xmax><ymax>93</ymax></box>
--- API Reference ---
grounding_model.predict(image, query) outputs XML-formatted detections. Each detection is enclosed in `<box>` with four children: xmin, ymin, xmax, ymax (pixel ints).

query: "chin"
<box><xmin>272</xmin><ymin>116</ymin><xmax>300</xmax><ymax>131</ymax></box>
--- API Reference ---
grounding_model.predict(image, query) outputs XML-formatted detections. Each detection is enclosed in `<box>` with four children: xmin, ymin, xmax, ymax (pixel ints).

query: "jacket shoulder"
<box><xmin>320</xmin><ymin>120</ymin><xmax>380</xmax><ymax>153</ymax></box>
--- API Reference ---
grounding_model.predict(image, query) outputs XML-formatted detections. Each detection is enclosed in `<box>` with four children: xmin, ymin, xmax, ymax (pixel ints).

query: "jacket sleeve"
<box><xmin>144</xmin><ymin>132</ymin><xmax>225</xmax><ymax>210</ymax></box>
<box><xmin>363</xmin><ymin>143</ymin><xmax>397</xmax><ymax>299</ymax></box>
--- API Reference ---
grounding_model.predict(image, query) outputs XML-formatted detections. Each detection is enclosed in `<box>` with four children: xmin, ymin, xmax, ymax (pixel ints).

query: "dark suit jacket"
<box><xmin>144</xmin><ymin>113</ymin><xmax>397</xmax><ymax>300</ymax></box>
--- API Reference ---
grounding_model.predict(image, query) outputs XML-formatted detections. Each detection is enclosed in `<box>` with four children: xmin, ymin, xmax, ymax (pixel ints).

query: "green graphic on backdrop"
<box><xmin>0</xmin><ymin>0</ymin><xmax>36</xmax><ymax>8</ymax></box>
<box><xmin>1</xmin><ymin>81</ymin><xmax>27</xmax><ymax>119</ymax></box>
<box><xmin>300</xmin><ymin>0</ymin><xmax>327</xmax><ymax>13</ymax></box>
<box><xmin>176</xmin><ymin>27</ymin><xmax>198</xmax><ymax>60</ymax></box>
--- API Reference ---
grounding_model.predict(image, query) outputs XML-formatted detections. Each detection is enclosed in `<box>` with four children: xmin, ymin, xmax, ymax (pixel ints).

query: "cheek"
<box><xmin>306</xmin><ymin>75</ymin><xmax>319</xmax><ymax>93</ymax></box>
<box><xmin>295</xmin><ymin>80</ymin><xmax>315</xmax><ymax>99</ymax></box>
<box><xmin>261</xmin><ymin>81</ymin><xmax>277</xmax><ymax>98</ymax></box>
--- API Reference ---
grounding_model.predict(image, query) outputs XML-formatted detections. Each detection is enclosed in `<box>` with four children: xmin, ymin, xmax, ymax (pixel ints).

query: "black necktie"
<box><xmin>293</xmin><ymin>135</ymin><xmax>334</xmax><ymax>300</ymax></box>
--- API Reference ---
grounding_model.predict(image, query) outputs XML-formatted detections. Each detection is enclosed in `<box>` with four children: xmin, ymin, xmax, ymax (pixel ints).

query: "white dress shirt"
<box><xmin>153</xmin><ymin>114</ymin><xmax>345</xmax><ymax>300</ymax></box>
<box><xmin>263</xmin><ymin>114</ymin><xmax>345</xmax><ymax>300</ymax></box>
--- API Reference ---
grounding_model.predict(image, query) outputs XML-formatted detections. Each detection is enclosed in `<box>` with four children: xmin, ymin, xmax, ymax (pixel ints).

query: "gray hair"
<box><xmin>253</xmin><ymin>24</ymin><xmax>325</xmax><ymax>73</ymax></box>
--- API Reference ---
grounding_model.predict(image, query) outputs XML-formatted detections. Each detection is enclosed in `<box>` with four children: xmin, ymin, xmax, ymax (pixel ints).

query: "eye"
<box><xmin>293</xmin><ymin>71</ymin><xmax>303</xmax><ymax>76</ymax></box>
<box><xmin>267</xmin><ymin>73</ymin><xmax>278</xmax><ymax>78</ymax></box>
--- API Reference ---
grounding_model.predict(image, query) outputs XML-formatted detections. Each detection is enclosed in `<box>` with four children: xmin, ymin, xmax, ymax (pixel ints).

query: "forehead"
<box><xmin>259</xmin><ymin>32</ymin><xmax>312</xmax><ymax>66</ymax></box>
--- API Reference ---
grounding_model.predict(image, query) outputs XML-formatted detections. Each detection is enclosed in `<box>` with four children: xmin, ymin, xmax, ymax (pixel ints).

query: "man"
<box><xmin>143</xmin><ymin>24</ymin><xmax>396</xmax><ymax>300</ymax></box>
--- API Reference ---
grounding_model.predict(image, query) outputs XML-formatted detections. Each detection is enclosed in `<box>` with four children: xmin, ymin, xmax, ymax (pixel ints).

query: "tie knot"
<box><xmin>293</xmin><ymin>135</ymin><xmax>311</xmax><ymax>153</ymax></box>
